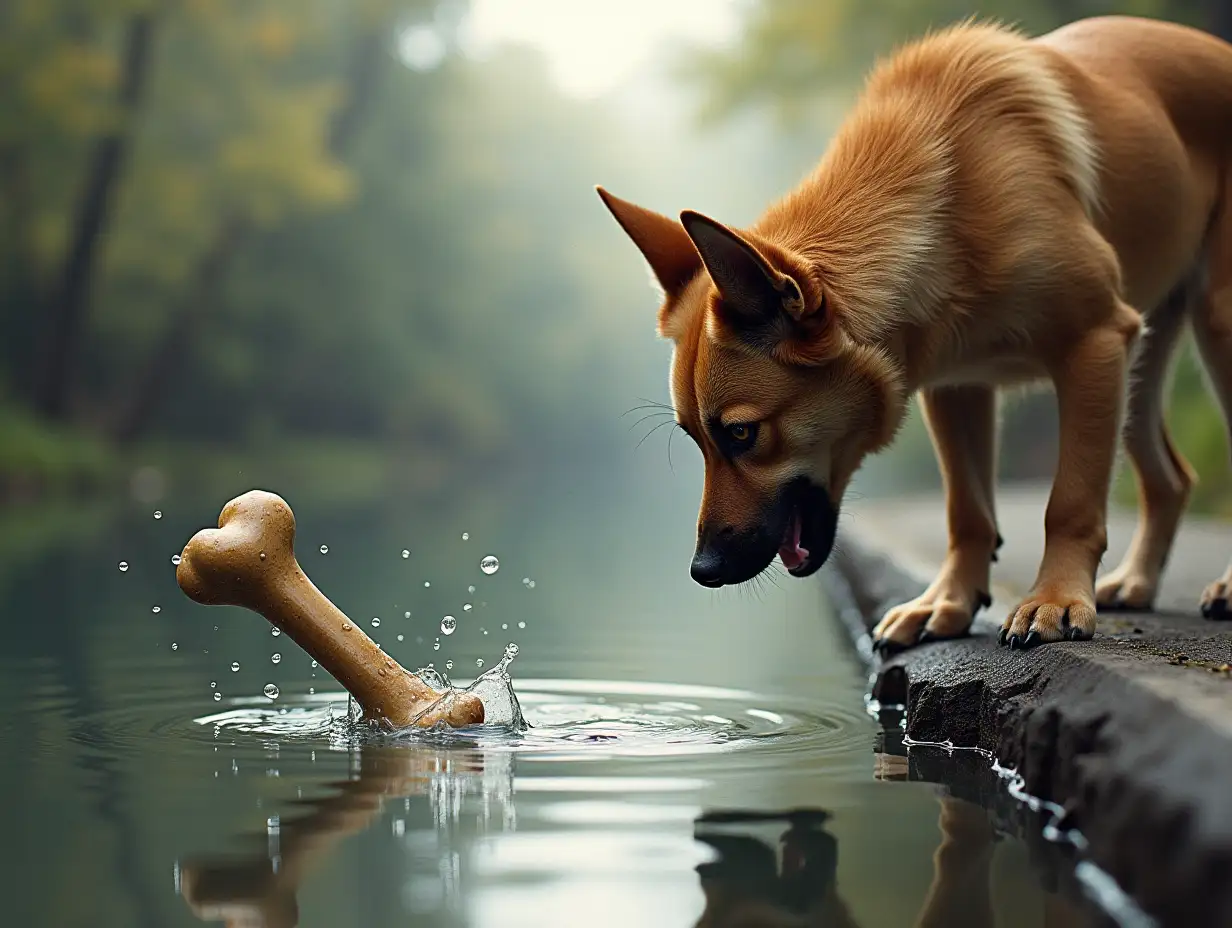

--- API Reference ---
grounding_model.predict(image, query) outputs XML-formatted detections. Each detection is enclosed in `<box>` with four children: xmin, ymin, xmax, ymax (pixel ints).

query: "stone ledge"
<box><xmin>823</xmin><ymin>488</ymin><xmax>1232</xmax><ymax>926</ymax></box>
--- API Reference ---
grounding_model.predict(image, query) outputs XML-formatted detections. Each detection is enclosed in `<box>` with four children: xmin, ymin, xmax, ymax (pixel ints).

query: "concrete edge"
<box><xmin>822</xmin><ymin>534</ymin><xmax>1232</xmax><ymax>927</ymax></box>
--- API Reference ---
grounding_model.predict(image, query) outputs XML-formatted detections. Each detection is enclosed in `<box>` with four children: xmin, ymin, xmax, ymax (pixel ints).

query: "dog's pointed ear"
<box><xmin>679</xmin><ymin>210</ymin><xmax>818</xmax><ymax>327</ymax></box>
<box><xmin>596</xmin><ymin>186</ymin><xmax>701</xmax><ymax>298</ymax></box>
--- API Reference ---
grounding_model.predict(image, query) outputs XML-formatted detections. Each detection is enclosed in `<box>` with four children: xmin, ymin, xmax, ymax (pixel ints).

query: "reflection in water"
<box><xmin>180</xmin><ymin>746</ymin><xmax>513</xmax><ymax>927</ymax></box>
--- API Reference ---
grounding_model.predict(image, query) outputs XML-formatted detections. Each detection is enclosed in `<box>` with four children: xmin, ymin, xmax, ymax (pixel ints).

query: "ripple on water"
<box><xmin>193</xmin><ymin>678</ymin><xmax>872</xmax><ymax>762</ymax></box>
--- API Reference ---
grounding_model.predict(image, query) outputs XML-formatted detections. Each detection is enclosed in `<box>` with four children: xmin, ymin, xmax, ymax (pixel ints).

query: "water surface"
<box><xmin>0</xmin><ymin>457</ymin><xmax>1119</xmax><ymax>926</ymax></box>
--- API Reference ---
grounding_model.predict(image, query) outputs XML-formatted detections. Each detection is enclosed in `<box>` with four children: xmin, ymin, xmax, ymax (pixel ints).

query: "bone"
<box><xmin>175</xmin><ymin>490</ymin><xmax>483</xmax><ymax>728</ymax></box>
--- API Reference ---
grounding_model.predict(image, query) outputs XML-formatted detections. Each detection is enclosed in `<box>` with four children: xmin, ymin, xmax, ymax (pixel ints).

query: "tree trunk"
<box><xmin>33</xmin><ymin>12</ymin><xmax>159</xmax><ymax>419</ymax></box>
<box><xmin>112</xmin><ymin>28</ymin><xmax>389</xmax><ymax>444</ymax></box>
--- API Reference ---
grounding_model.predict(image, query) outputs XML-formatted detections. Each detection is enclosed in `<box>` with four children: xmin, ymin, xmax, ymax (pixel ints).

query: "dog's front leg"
<box><xmin>1001</xmin><ymin>320</ymin><xmax>1136</xmax><ymax>648</ymax></box>
<box><xmin>873</xmin><ymin>385</ymin><xmax>999</xmax><ymax>652</ymax></box>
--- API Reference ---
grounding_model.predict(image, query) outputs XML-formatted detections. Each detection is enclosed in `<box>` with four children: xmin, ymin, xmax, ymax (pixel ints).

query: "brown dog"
<box><xmin>599</xmin><ymin>15</ymin><xmax>1232</xmax><ymax>651</ymax></box>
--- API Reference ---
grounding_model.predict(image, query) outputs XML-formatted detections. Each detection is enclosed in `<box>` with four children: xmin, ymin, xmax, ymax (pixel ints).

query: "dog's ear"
<box><xmin>596</xmin><ymin>187</ymin><xmax>701</xmax><ymax>299</ymax></box>
<box><xmin>679</xmin><ymin>210</ymin><xmax>821</xmax><ymax>329</ymax></box>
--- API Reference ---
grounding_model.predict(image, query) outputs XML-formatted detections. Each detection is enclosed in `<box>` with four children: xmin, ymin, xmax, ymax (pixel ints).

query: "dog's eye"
<box><xmin>727</xmin><ymin>423</ymin><xmax>757</xmax><ymax>447</ymax></box>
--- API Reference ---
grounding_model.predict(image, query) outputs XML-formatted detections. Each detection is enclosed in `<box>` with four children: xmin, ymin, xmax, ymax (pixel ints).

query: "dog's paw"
<box><xmin>1200</xmin><ymin>571</ymin><xmax>1231</xmax><ymax>620</ymax></box>
<box><xmin>1095</xmin><ymin>568</ymin><xmax>1157</xmax><ymax>612</ymax></box>
<box><xmin>872</xmin><ymin>589</ymin><xmax>990</xmax><ymax>654</ymax></box>
<box><xmin>999</xmin><ymin>584</ymin><xmax>1096</xmax><ymax>649</ymax></box>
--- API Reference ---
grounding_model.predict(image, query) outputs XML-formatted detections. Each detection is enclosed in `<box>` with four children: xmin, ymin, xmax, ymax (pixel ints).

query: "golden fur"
<box><xmin>599</xmin><ymin>16</ymin><xmax>1232</xmax><ymax>649</ymax></box>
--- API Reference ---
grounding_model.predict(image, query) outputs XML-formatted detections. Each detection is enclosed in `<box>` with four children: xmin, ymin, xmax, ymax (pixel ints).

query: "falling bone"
<box><xmin>175</xmin><ymin>490</ymin><xmax>483</xmax><ymax>728</ymax></box>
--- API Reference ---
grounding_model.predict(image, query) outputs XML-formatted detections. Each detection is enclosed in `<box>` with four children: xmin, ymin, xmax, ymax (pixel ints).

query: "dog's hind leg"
<box><xmin>1192</xmin><ymin>197</ymin><xmax>1232</xmax><ymax>619</ymax></box>
<box><xmin>1095</xmin><ymin>280</ymin><xmax>1195</xmax><ymax>611</ymax></box>
<box><xmin>873</xmin><ymin>384</ymin><xmax>999</xmax><ymax>651</ymax></box>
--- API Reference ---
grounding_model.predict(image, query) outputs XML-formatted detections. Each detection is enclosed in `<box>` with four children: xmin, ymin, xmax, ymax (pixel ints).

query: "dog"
<box><xmin>598</xmin><ymin>15</ymin><xmax>1232</xmax><ymax>652</ymax></box>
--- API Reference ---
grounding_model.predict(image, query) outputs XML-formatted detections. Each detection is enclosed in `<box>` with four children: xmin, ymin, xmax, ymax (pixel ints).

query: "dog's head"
<box><xmin>599</xmin><ymin>187</ymin><xmax>906</xmax><ymax>588</ymax></box>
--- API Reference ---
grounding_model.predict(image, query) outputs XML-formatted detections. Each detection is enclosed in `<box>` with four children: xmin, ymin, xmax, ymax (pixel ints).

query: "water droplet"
<box><xmin>152</xmin><ymin>605</ymin><xmax>161</xmax><ymax>613</ymax></box>
<box><xmin>481</xmin><ymin>627</ymin><xmax>489</xmax><ymax>635</ymax></box>
<box><xmin>118</xmin><ymin>561</ymin><xmax>129</xmax><ymax>572</ymax></box>
<box><xmin>213</xmin><ymin>692</ymin><xmax>222</xmax><ymax>701</ymax></box>
<box><xmin>371</xmin><ymin>617</ymin><xmax>381</xmax><ymax>628</ymax></box>
<box><xmin>423</xmin><ymin>581</ymin><xmax>431</xmax><ymax>588</ymax></box>
<box><xmin>501</xmin><ymin>623</ymin><xmax>508</xmax><ymax>630</ymax></box>
<box><xmin>231</xmin><ymin>662</ymin><xmax>240</xmax><ymax>672</ymax></box>
<box><xmin>171</xmin><ymin>554</ymin><xmax>182</xmax><ymax>566</ymax></box>
<box><xmin>522</xmin><ymin>577</ymin><xmax>530</xmax><ymax>586</ymax></box>
<box><xmin>308</xmin><ymin>687</ymin><xmax>315</xmax><ymax>695</ymax></box>
<box><xmin>506</xmin><ymin>643</ymin><xmax>520</xmax><ymax>657</ymax></box>
<box><xmin>342</xmin><ymin>623</ymin><xmax>351</xmax><ymax>631</ymax></box>
<box><xmin>401</xmin><ymin>549</ymin><xmax>410</xmax><ymax>559</ymax></box>
<box><xmin>396</xmin><ymin>634</ymin><xmax>404</xmax><ymax>642</ymax></box>
<box><xmin>518</xmin><ymin>621</ymin><xmax>526</xmax><ymax>629</ymax></box>
<box><xmin>154</xmin><ymin>510</ymin><xmax>162</xmax><ymax>520</ymax></box>
<box><xmin>271</xmin><ymin>653</ymin><xmax>281</xmax><ymax>664</ymax></box>
<box><xmin>528</xmin><ymin>580</ymin><xmax>536</xmax><ymax>589</ymax></box>
<box><xmin>378</xmin><ymin>668</ymin><xmax>386</xmax><ymax>677</ymax></box>
<box><xmin>445</xmin><ymin>660</ymin><xmax>453</xmax><ymax>670</ymax></box>
<box><xmin>468</xmin><ymin>585</ymin><xmax>476</xmax><ymax>594</ymax></box>
<box><xmin>171</xmin><ymin>642</ymin><xmax>178</xmax><ymax>651</ymax></box>
<box><xmin>433</xmin><ymin>639</ymin><xmax>441</xmax><ymax>651</ymax></box>
<box><xmin>476</xmin><ymin>658</ymin><xmax>485</xmax><ymax>668</ymax></box>
<box><xmin>441</xmin><ymin>615</ymin><xmax>456</xmax><ymax>635</ymax></box>
<box><xmin>463</xmin><ymin>603</ymin><xmax>472</xmax><ymax>612</ymax></box>
<box><xmin>319</xmin><ymin>545</ymin><xmax>329</xmax><ymax>555</ymax></box>
<box><xmin>259</xmin><ymin>551</ymin><xmax>267</xmax><ymax>561</ymax></box>
<box><xmin>310</xmin><ymin>660</ymin><xmax>318</xmax><ymax>668</ymax></box>
<box><xmin>461</xmin><ymin>532</ymin><xmax>469</xmax><ymax>541</ymax></box>
<box><xmin>210</xmin><ymin>681</ymin><xmax>216</xmax><ymax>689</ymax></box>
<box><xmin>264</xmin><ymin>683</ymin><xmax>279</xmax><ymax>700</ymax></box>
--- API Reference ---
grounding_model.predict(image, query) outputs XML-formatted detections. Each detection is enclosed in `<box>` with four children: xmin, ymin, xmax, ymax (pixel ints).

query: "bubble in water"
<box><xmin>396</xmin><ymin>634</ymin><xmax>404</xmax><ymax>642</ymax></box>
<box><xmin>468</xmin><ymin>585</ymin><xmax>476</xmax><ymax>594</ymax></box>
<box><xmin>231</xmin><ymin>662</ymin><xmax>240</xmax><ymax>672</ymax></box>
<box><xmin>271</xmin><ymin>627</ymin><xmax>281</xmax><ymax>637</ymax></box>
<box><xmin>476</xmin><ymin>658</ymin><xmax>485</xmax><ymax>668</ymax></box>
<box><xmin>152</xmin><ymin>605</ymin><xmax>161</xmax><ymax>614</ymax></box>
<box><xmin>480</xmin><ymin>556</ymin><xmax>499</xmax><ymax>575</ymax></box>
<box><xmin>461</xmin><ymin>532</ymin><xmax>469</xmax><ymax>541</ymax></box>
<box><xmin>401</xmin><ymin>549</ymin><xmax>410</xmax><ymax>559</ymax></box>
<box><xmin>118</xmin><ymin>561</ymin><xmax>129</xmax><ymax>572</ymax></box>
<box><xmin>445</xmin><ymin>660</ymin><xmax>454</xmax><ymax>670</ymax></box>
<box><xmin>371</xmin><ymin>617</ymin><xmax>381</xmax><ymax>628</ymax></box>
<box><xmin>424</xmin><ymin>581</ymin><xmax>431</xmax><ymax>588</ymax></box>
<box><xmin>264</xmin><ymin>683</ymin><xmax>280</xmax><ymax>700</ymax></box>
<box><xmin>440</xmin><ymin>615</ymin><xmax>456</xmax><ymax>635</ymax></box>
<box><xmin>213</xmin><ymin>692</ymin><xmax>222</xmax><ymax>702</ymax></box>
<box><xmin>319</xmin><ymin>545</ymin><xmax>329</xmax><ymax>555</ymax></box>
<box><xmin>518</xmin><ymin>621</ymin><xmax>526</xmax><ymax>629</ymax></box>
<box><xmin>171</xmin><ymin>642</ymin><xmax>178</xmax><ymax>651</ymax></box>
<box><xmin>154</xmin><ymin>510</ymin><xmax>162</xmax><ymax>520</ymax></box>
<box><xmin>463</xmin><ymin>603</ymin><xmax>472</xmax><ymax>612</ymax></box>
<box><xmin>271</xmin><ymin>653</ymin><xmax>281</xmax><ymax>664</ymax></box>
<box><xmin>171</xmin><ymin>554</ymin><xmax>182</xmax><ymax>566</ymax></box>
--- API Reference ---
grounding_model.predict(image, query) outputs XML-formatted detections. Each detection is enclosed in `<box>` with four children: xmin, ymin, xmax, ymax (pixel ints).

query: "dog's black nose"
<box><xmin>690</xmin><ymin>549</ymin><xmax>726</xmax><ymax>587</ymax></box>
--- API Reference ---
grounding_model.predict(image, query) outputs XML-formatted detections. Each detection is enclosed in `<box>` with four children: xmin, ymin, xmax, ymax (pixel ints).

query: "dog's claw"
<box><xmin>1065</xmin><ymin>626</ymin><xmax>1083</xmax><ymax>641</ymax></box>
<box><xmin>991</xmin><ymin>533</ymin><xmax>1004</xmax><ymax>563</ymax></box>
<box><xmin>976</xmin><ymin>590</ymin><xmax>992</xmax><ymax>612</ymax></box>
<box><xmin>998</xmin><ymin>627</ymin><xmax>1008</xmax><ymax>647</ymax></box>
<box><xmin>1008</xmin><ymin>634</ymin><xmax>1022</xmax><ymax>651</ymax></box>
<box><xmin>1023</xmin><ymin>631</ymin><xmax>1042</xmax><ymax>649</ymax></box>
<box><xmin>917</xmin><ymin>630</ymin><xmax>936</xmax><ymax>644</ymax></box>
<box><xmin>1202</xmin><ymin>598</ymin><xmax>1229</xmax><ymax>621</ymax></box>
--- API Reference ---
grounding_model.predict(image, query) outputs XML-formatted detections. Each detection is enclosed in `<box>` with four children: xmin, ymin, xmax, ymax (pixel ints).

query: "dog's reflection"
<box><xmin>179</xmin><ymin>745</ymin><xmax>498</xmax><ymax>928</ymax></box>
<box><xmin>691</xmin><ymin>799</ymin><xmax>1098</xmax><ymax>928</ymax></box>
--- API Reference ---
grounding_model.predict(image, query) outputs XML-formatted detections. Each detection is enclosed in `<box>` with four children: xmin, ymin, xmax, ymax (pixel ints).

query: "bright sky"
<box><xmin>461</xmin><ymin>0</ymin><xmax>743</xmax><ymax>98</ymax></box>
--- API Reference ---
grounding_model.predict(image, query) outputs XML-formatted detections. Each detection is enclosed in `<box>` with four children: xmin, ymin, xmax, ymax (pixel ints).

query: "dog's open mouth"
<box><xmin>776</xmin><ymin>480</ymin><xmax>837</xmax><ymax>578</ymax></box>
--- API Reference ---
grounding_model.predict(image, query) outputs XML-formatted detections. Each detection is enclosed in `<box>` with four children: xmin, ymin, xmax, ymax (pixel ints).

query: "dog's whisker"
<box><xmin>627</xmin><ymin>412</ymin><xmax>673</xmax><ymax>433</ymax></box>
<box><xmin>635</xmin><ymin>419</ymin><xmax>677</xmax><ymax>450</ymax></box>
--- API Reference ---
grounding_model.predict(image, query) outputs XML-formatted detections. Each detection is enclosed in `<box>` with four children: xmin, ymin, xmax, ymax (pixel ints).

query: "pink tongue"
<box><xmin>778</xmin><ymin>511</ymin><xmax>810</xmax><ymax>570</ymax></box>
